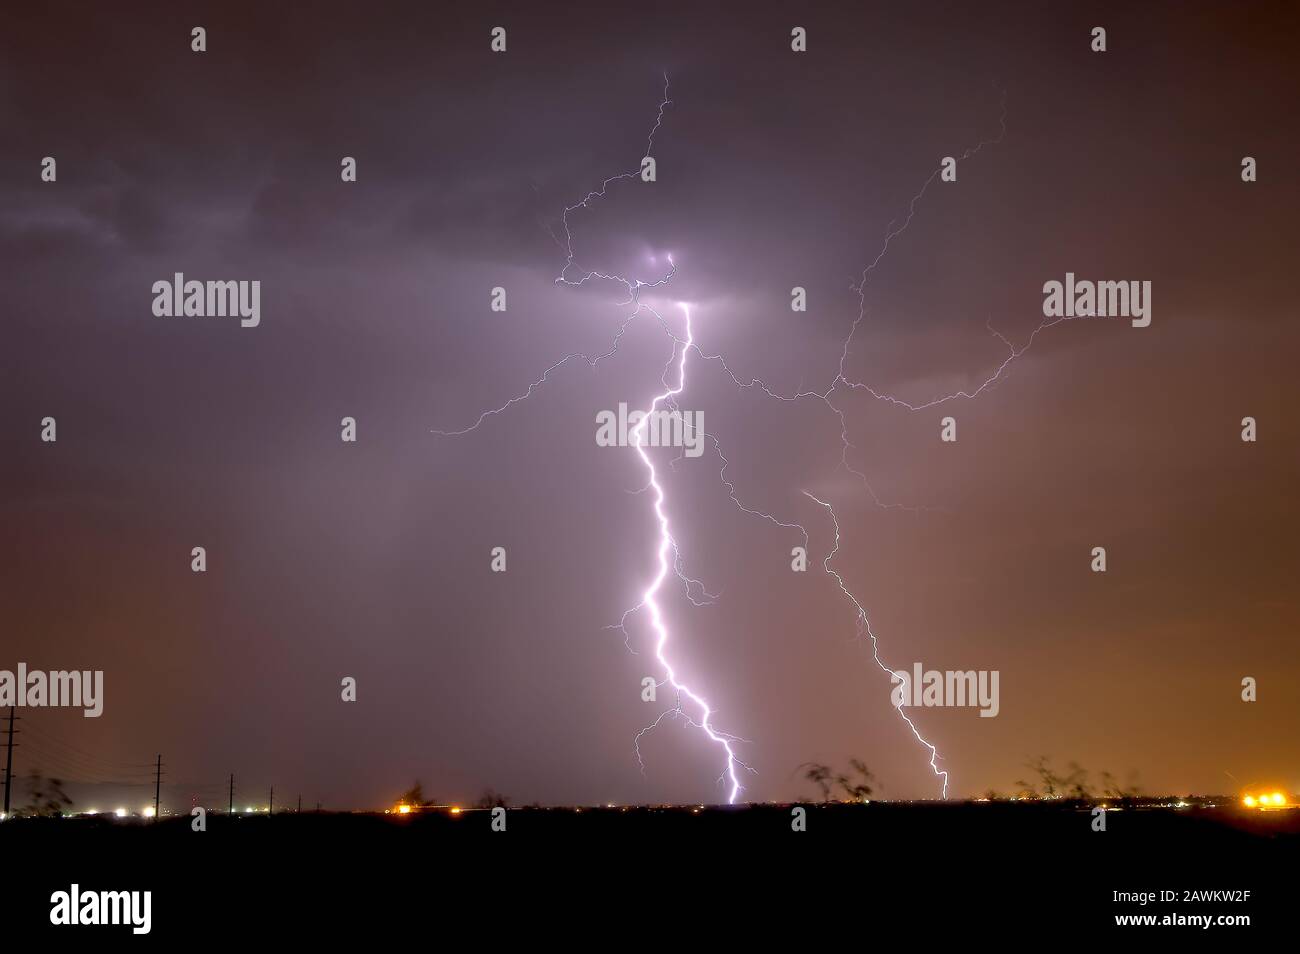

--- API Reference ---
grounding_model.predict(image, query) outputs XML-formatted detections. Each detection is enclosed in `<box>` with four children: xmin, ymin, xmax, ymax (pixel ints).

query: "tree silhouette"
<box><xmin>399</xmin><ymin>781</ymin><xmax>437</xmax><ymax>807</ymax></box>
<box><xmin>475</xmin><ymin>788</ymin><xmax>510</xmax><ymax>809</ymax></box>
<box><xmin>1015</xmin><ymin>757</ymin><xmax>1143</xmax><ymax>804</ymax></box>
<box><xmin>797</xmin><ymin>759</ymin><xmax>875</xmax><ymax>802</ymax></box>
<box><xmin>1061</xmin><ymin>761</ymin><xmax>1091</xmax><ymax>800</ymax></box>
<box><xmin>23</xmin><ymin>771</ymin><xmax>73</xmax><ymax>817</ymax></box>
<box><xmin>1016</xmin><ymin>755</ymin><xmax>1063</xmax><ymax>799</ymax></box>
<box><xmin>1100</xmin><ymin>770</ymin><xmax>1143</xmax><ymax>806</ymax></box>
<box><xmin>835</xmin><ymin>759</ymin><xmax>875</xmax><ymax>801</ymax></box>
<box><xmin>797</xmin><ymin>762</ymin><xmax>834</xmax><ymax>802</ymax></box>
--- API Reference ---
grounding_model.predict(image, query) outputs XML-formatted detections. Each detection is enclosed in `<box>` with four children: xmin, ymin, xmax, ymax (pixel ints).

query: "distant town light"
<box><xmin>115</xmin><ymin>808</ymin><xmax>127</xmax><ymax>818</ymax></box>
<box><xmin>1243</xmin><ymin>792</ymin><xmax>1291</xmax><ymax>809</ymax></box>
<box><xmin>450</xmin><ymin>807</ymin><xmax>461</xmax><ymax>814</ymax></box>
<box><xmin>143</xmin><ymin>806</ymin><xmax>156</xmax><ymax>818</ymax></box>
<box><xmin>398</xmin><ymin>804</ymin><xmax>412</xmax><ymax>814</ymax></box>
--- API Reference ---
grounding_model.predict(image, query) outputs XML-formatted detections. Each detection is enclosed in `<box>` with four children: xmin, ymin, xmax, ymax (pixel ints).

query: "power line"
<box><xmin>18</xmin><ymin>722</ymin><xmax>154</xmax><ymax>771</ymax></box>
<box><xmin>15</xmin><ymin>744</ymin><xmax>153</xmax><ymax>784</ymax></box>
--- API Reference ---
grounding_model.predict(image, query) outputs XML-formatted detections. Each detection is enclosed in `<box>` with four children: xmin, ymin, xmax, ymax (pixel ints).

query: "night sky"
<box><xmin>2</xmin><ymin>1</ymin><xmax>1296</xmax><ymax>810</ymax></box>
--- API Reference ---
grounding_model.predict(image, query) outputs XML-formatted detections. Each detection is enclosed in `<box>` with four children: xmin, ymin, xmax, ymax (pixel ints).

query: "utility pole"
<box><xmin>297</xmin><ymin>794</ymin><xmax>301</xmax><ymax>813</ymax></box>
<box><xmin>2</xmin><ymin>708</ymin><xmax>18</xmax><ymax>816</ymax></box>
<box><xmin>228</xmin><ymin>773</ymin><xmax>234</xmax><ymax>815</ymax></box>
<box><xmin>269</xmin><ymin>785</ymin><xmax>273</xmax><ymax>815</ymax></box>
<box><xmin>153</xmin><ymin>755</ymin><xmax>163</xmax><ymax>821</ymax></box>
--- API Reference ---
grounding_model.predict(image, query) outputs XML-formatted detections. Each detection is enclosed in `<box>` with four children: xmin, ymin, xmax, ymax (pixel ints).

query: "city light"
<box><xmin>115</xmin><ymin>808</ymin><xmax>127</xmax><ymax>818</ymax></box>
<box><xmin>1242</xmin><ymin>791</ymin><xmax>1292</xmax><ymax>810</ymax></box>
<box><xmin>143</xmin><ymin>806</ymin><xmax>156</xmax><ymax>818</ymax></box>
<box><xmin>397</xmin><ymin>804</ymin><xmax>411</xmax><ymax>815</ymax></box>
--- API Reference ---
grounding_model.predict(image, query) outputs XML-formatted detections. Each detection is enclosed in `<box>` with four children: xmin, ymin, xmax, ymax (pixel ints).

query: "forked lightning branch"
<box><xmin>434</xmin><ymin>73</ymin><xmax>1108</xmax><ymax>802</ymax></box>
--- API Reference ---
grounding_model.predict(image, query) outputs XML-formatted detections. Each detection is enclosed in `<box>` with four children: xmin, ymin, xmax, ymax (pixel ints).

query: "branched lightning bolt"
<box><xmin>802</xmin><ymin>490</ymin><xmax>950</xmax><ymax>798</ymax></box>
<box><xmin>553</xmin><ymin>75</ymin><xmax>672</xmax><ymax>294</ymax></box>
<box><xmin>434</xmin><ymin>74</ymin><xmax>747</xmax><ymax>801</ymax></box>
<box><xmin>434</xmin><ymin>74</ymin><xmax>676</xmax><ymax>440</ymax></box>
<box><xmin>624</xmin><ymin>304</ymin><xmax>750</xmax><ymax>803</ymax></box>
<box><xmin>636</xmin><ymin>88</ymin><xmax>1075</xmax><ymax>799</ymax></box>
<box><xmin>682</xmin><ymin>92</ymin><xmax>1056</xmax><ymax>512</ymax></box>
<box><xmin>435</xmin><ymin>73</ymin><xmax>1073</xmax><ymax>803</ymax></box>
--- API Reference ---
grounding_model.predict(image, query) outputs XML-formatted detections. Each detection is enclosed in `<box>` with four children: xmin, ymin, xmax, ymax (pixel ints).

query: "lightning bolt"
<box><xmin>434</xmin><ymin>75</ymin><xmax>747</xmax><ymax>801</ymax></box>
<box><xmin>624</xmin><ymin>303</ymin><xmax>750</xmax><ymax>804</ymax></box>
<box><xmin>643</xmin><ymin>86</ymin><xmax>1074</xmax><ymax>799</ymax></box>
<box><xmin>433</xmin><ymin>74</ymin><xmax>676</xmax><ymax>440</ymax></box>
<box><xmin>435</xmin><ymin>72</ymin><xmax>1073</xmax><ymax>803</ymax></box>
<box><xmin>802</xmin><ymin>490</ymin><xmax>949</xmax><ymax>798</ymax></box>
